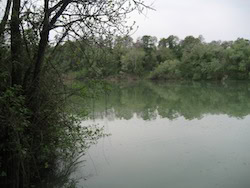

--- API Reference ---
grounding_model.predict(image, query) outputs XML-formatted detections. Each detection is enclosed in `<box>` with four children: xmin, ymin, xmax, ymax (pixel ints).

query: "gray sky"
<box><xmin>130</xmin><ymin>0</ymin><xmax>250</xmax><ymax>42</ymax></box>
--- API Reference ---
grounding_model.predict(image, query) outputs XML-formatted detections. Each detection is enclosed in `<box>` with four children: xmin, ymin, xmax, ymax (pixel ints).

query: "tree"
<box><xmin>136</xmin><ymin>35</ymin><xmax>158</xmax><ymax>71</ymax></box>
<box><xmin>121</xmin><ymin>47</ymin><xmax>146</xmax><ymax>75</ymax></box>
<box><xmin>165</xmin><ymin>35</ymin><xmax>179</xmax><ymax>49</ymax></box>
<box><xmin>138</xmin><ymin>35</ymin><xmax>157</xmax><ymax>50</ymax></box>
<box><xmin>180</xmin><ymin>36</ymin><xmax>201</xmax><ymax>51</ymax></box>
<box><xmin>0</xmin><ymin>0</ymin><xmax>151</xmax><ymax>187</ymax></box>
<box><xmin>112</xmin><ymin>35</ymin><xmax>134</xmax><ymax>73</ymax></box>
<box><xmin>226</xmin><ymin>38</ymin><xmax>250</xmax><ymax>79</ymax></box>
<box><xmin>158</xmin><ymin>38</ymin><xmax>168</xmax><ymax>48</ymax></box>
<box><xmin>158</xmin><ymin>35</ymin><xmax>180</xmax><ymax>58</ymax></box>
<box><xmin>156</xmin><ymin>47</ymin><xmax>176</xmax><ymax>63</ymax></box>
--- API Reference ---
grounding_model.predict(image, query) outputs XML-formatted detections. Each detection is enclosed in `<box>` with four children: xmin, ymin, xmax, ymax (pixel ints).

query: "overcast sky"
<box><xmin>130</xmin><ymin>0</ymin><xmax>250</xmax><ymax>42</ymax></box>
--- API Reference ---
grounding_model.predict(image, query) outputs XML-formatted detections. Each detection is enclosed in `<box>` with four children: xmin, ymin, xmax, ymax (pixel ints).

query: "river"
<box><xmin>75</xmin><ymin>81</ymin><xmax>250</xmax><ymax>188</ymax></box>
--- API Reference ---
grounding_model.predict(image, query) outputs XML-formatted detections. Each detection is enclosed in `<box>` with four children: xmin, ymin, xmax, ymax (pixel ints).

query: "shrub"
<box><xmin>149</xmin><ymin>60</ymin><xmax>181</xmax><ymax>80</ymax></box>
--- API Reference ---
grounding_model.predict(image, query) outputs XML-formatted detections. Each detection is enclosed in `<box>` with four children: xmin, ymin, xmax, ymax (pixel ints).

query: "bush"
<box><xmin>148</xmin><ymin>60</ymin><xmax>181</xmax><ymax>80</ymax></box>
<box><xmin>0</xmin><ymin>67</ymin><xmax>105</xmax><ymax>187</ymax></box>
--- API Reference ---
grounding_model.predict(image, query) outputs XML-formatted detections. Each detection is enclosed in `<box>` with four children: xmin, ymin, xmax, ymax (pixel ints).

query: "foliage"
<box><xmin>149</xmin><ymin>60</ymin><xmax>181</xmax><ymax>80</ymax></box>
<box><xmin>121</xmin><ymin>47</ymin><xmax>146</xmax><ymax>75</ymax></box>
<box><xmin>0</xmin><ymin>0</ymin><xmax>150</xmax><ymax>187</ymax></box>
<box><xmin>0</xmin><ymin>68</ymin><xmax>105</xmax><ymax>187</ymax></box>
<box><xmin>55</xmin><ymin>35</ymin><xmax>250</xmax><ymax>81</ymax></box>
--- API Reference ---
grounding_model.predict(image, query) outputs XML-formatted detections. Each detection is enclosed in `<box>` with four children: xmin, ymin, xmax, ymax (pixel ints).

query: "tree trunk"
<box><xmin>31</xmin><ymin>0</ymin><xmax>49</xmax><ymax>95</ymax></box>
<box><xmin>11</xmin><ymin>0</ymin><xmax>23</xmax><ymax>86</ymax></box>
<box><xmin>7</xmin><ymin>0</ymin><xmax>22</xmax><ymax>187</ymax></box>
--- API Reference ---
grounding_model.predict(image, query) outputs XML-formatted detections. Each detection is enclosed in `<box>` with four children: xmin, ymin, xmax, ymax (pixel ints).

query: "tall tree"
<box><xmin>0</xmin><ymin>0</ymin><xmax>151</xmax><ymax>187</ymax></box>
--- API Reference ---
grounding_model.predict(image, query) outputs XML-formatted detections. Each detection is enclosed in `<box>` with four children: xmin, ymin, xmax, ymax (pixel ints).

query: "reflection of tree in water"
<box><xmin>90</xmin><ymin>81</ymin><xmax>250</xmax><ymax>120</ymax></box>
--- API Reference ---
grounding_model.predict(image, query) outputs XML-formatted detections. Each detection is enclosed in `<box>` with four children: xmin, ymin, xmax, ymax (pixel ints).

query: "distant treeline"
<box><xmin>54</xmin><ymin>35</ymin><xmax>250</xmax><ymax>80</ymax></box>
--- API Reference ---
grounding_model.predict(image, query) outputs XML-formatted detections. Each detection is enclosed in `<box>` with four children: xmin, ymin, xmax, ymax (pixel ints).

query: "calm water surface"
<box><xmin>76</xmin><ymin>81</ymin><xmax>250</xmax><ymax>188</ymax></box>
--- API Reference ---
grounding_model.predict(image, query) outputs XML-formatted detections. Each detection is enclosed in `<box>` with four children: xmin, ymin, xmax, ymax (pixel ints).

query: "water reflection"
<box><xmin>77</xmin><ymin>81</ymin><xmax>250</xmax><ymax>188</ymax></box>
<box><xmin>90</xmin><ymin>81</ymin><xmax>250</xmax><ymax>120</ymax></box>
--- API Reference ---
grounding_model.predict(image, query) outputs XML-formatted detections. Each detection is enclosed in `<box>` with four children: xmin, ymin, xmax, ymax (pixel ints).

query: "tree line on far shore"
<box><xmin>56</xmin><ymin>35</ymin><xmax>250</xmax><ymax>81</ymax></box>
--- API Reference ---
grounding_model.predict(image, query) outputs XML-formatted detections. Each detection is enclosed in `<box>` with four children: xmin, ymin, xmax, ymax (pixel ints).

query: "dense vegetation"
<box><xmin>56</xmin><ymin>35</ymin><xmax>250</xmax><ymax>81</ymax></box>
<box><xmin>0</xmin><ymin>0</ymin><xmax>147</xmax><ymax>187</ymax></box>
